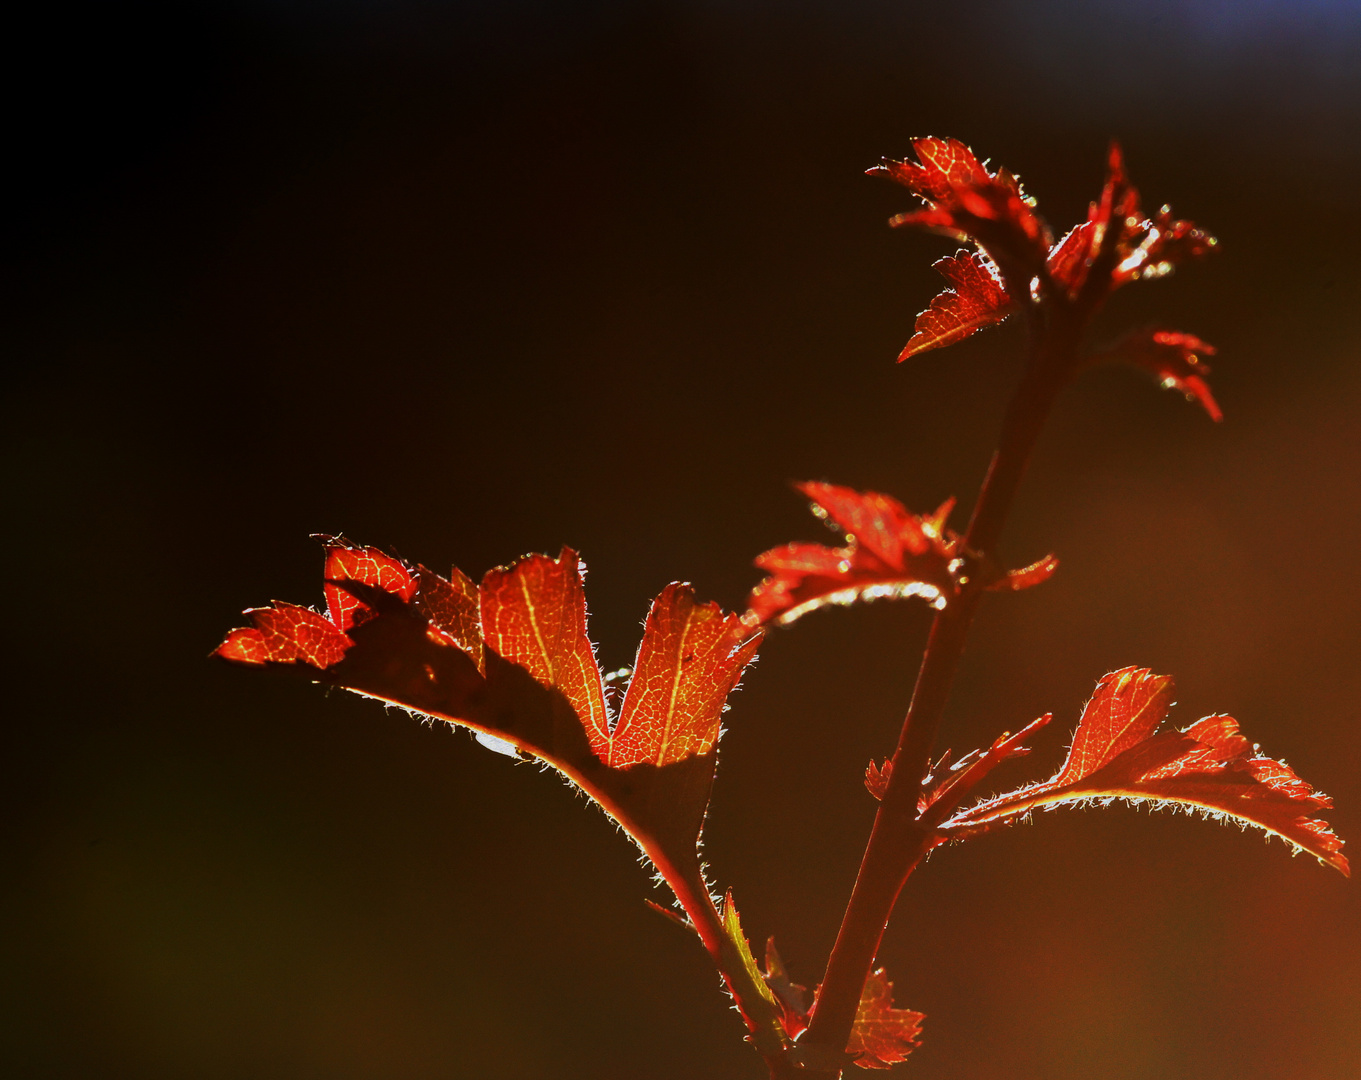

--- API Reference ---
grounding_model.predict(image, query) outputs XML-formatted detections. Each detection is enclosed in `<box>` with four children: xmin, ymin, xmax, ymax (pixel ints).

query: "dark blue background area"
<box><xmin>5</xmin><ymin>3</ymin><xmax>1360</xmax><ymax>1077</ymax></box>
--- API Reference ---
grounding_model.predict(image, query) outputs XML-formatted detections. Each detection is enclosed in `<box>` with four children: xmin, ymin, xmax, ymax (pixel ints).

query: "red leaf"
<box><xmin>217</xmin><ymin>602</ymin><xmax>349</xmax><ymax>668</ymax></box>
<box><xmin>941</xmin><ymin>668</ymin><xmax>1349</xmax><ymax>875</ymax></box>
<box><xmin>216</xmin><ymin>539</ymin><xmax>765</xmax><ymax>899</ymax></box>
<box><xmin>918</xmin><ymin>714</ymin><xmax>1049</xmax><ymax>824</ymax></box>
<box><xmin>217</xmin><ymin>542</ymin><xmax>794</xmax><ymax>1050</ymax></box>
<box><xmin>1093</xmin><ymin>329</ymin><xmax>1222</xmax><ymax>421</ymax></box>
<box><xmin>1093</xmin><ymin>142</ymin><xmax>1140</xmax><ymax>256</ymax></box>
<box><xmin>875</xmin><ymin>136</ymin><xmax>989</xmax><ymax>203</ymax></box>
<box><xmin>480</xmin><ymin>549</ymin><xmax>613</xmax><ymax>757</ymax></box>
<box><xmin>763</xmin><ymin>938</ymin><xmax>810</xmax><ymax>1038</ymax></box>
<box><xmin>874</xmin><ymin>136</ymin><xmax>1050</xmax><ymax>282</ymax></box>
<box><xmin>612</xmin><ymin>583</ymin><xmax>760</xmax><ymax>767</ymax></box>
<box><xmin>992</xmin><ymin>552</ymin><xmax>1060</xmax><ymax>592</ymax></box>
<box><xmin>1116</xmin><ymin>203</ymin><xmax>1217</xmax><ymax>286</ymax></box>
<box><xmin>864</xmin><ymin>757</ymin><xmax>892</xmax><ymax>801</ymax></box>
<box><xmin>747</xmin><ymin>482</ymin><xmax>957</xmax><ymax>625</ymax></box>
<box><xmin>899</xmin><ymin>250</ymin><xmax>1016</xmax><ymax>360</ymax></box>
<box><xmin>844</xmin><ymin>967</ymin><xmax>924</xmax><ymax>1069</ymax></box>
<box><xmin>1081</xmin><ymin>143</ymin><xmax>1217</xmax><ymax>300</ymax></box>
<box><xmin>322</xmin><ymin>539</ymin><xmax>416</xmax><ymax>632</ymax></box>
<box><xmin>1055</xmin><ymin>667</ymin><xmax>1174</xmax><ymax>785</ymax></box>
<box><xmin>748</xmin><ymin>482</ymin><xmax>1057</xmax><ymax>625</ymax></box>
<box><xmin>879</xmin><ymin>141</ymin><xmax>1214</xmax><ymax>344</ymax></box>
<box><xmin>1046</xmin><ymin>220</ymin><xmax>1098</xmax><ymax>297</ymax></box>
<box><xmin>417</xmin><ymin>562</ymin><xmax>484</xmax><ymax>673</ymax></box>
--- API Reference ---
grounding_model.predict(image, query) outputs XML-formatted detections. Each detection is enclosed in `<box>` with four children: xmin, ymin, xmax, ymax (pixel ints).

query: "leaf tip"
<box><xmin>213</xmin><ymin>627</ymin><xmax>265</xmax><ymax>665</ymax></box>
<box><xmin>865</xmin><ymin>758</ymin><xmax>892</xmax><ymax>800</ymax></box>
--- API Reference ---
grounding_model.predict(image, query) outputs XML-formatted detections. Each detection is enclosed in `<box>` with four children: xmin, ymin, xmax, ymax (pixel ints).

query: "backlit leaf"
<box><xmin>417</xmin><ymin>561</ymin><xmax>485</xmax><ymax>673</ymax></box>
<box><xmin>322</xmin><ymin>539</ymin><xmax>417</xmax><ymax>632</ymax></box>
<box><xmin>1055</xmin><ymin>667</ymin><xmax>1173</xmax><ymax>785</ymax></box>
<box><xmin>994</xmin><ymin>552</ymin><xmax>1061</xmax><ymax>592</ymax></box>
<box><xmin>216</xmin><ymin>539</ymin><xmax>766</xmax><ymax>930</ymax></box>
<box><xmin>874</xmin><ymin>136</ymin><xmax>1050</xmax><ymax>282</ymax></box>
<box><xmin>917</xmin><ymin>714</ymin><xmax>1049</xmax><ymax>825</ymax></box>
<box><xmin>1092</xmin><ymin>329</ymin><xmax>1222</xmax><ymax>421</ymax></box>
<box><xmin>1082</xmin><ymin>143</ymin><xmax>1217</xmax><ymax>300</ymax></box>
<box><xmin>762</xmin><ymin>938</ymin><xmax>810</xmax><ymax>1038</ymax></box>
<box><xmin>941</xmin><ymin>668</ymin><xmax>1348</xmax><ymax>875</ymax></box>
<box><xmin>845</xmin><ymin>967</ymin><xmax>924</xmax><ymax>1070</ymax></box>
<box><xmin>613</xmin><ymin>585</ymin><xmax>759</xmax><ymax>766</ymax></box>
<box><xmin>747</xmin><ymin>482</ymin><xmax>957</xmax><ymax>625</ymax></box>
<box><xmin>479</xmin><ymin>549</ymin><xmax>613</xmax><ymax>757</ymax></box>
<box><xmin>218</xmin><ymin>602</ymin><xmax>349</xmax><ymax>669</ymax></box>
<box><xmin>720</xmin><ymin>892</ymin><xmax>782</xmax><ymax>1014</ymax></box>
<box><xmin>1046</xmin><ymin>220</ymin><xmax>1098</xmax><ymax>297</ymax></box>
<box><xmin>748</xmin><ymin>482</ymin><xmax>1056</xmax><ymax>625</ymax></box>
<box><xmin>875</xmin><ymin>136</ymin><xmax>989</xmax><ymax>203</ymax></box>
<box><xmin>864</xmin><ymin>757</ymin><xmax>892</xmax><ymax>801</ymax></box>
<box><xmin>899</xmin><ymin>250</ymin><xmax>1016</xmax><ymax>361</ymax></box>
<box><xmin>217</xmin><ymin>540</ymin><xmax>798</xmax><ymax>1050</ymax></box>
<box><xmin>877</xmin><ymin>140</ymin><xmax>1216</xmax><ymax>369</ymax></box>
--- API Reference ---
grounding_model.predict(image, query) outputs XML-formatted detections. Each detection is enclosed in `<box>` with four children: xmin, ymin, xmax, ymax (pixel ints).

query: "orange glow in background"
<box><xmin>5</xmin><ymin>2</ymin><xmax>1360</xmax><ymax>1077</ymax></box>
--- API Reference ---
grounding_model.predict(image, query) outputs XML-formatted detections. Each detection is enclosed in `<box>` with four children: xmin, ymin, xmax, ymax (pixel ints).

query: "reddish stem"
<box><xmin>795</xmin><ymin>310</ymin><xmax>1078</xmax><ymax>1074</ymax></box>
<box><xmin>653</xmin><ymin>851</ymin><xmax>795</xmax><ymax>1078</ymax></box>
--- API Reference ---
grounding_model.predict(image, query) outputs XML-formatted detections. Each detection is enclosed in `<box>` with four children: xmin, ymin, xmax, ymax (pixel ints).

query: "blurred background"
<box><xmin>4</xmin><ymin>1</ymin><xmax>1360</xmax><ymax>1077</ymax></box>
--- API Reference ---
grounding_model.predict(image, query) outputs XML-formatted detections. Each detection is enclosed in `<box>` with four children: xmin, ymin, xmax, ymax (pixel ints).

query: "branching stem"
<box><xmin>792</xmin><ymin>306</ymin><xmax>1079</xmax><ymax>1076</ymax></box>
<box><xmin>659</xmin><ymin>858</ymin><xmax>795</xmax><ymax>1078</ymax></box>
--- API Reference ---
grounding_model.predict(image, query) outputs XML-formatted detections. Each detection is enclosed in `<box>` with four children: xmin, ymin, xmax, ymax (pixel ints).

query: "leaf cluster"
<box><xmin>217</xmin><ymin>138</ymin><xmax>1343</xmax><ymax>1076</ymax></box>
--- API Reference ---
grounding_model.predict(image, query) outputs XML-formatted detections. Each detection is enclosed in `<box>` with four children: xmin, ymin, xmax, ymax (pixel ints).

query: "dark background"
<box><xmin>5</xmin><ymin>2</ymin><xmax>1360</xmax><ymax>1077</ymax></box>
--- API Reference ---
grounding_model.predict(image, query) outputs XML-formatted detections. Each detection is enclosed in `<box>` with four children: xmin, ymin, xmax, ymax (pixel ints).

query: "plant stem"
<box><xmin>796</xmin><ymin>314</ymin><xmax>1075</xmax><ymax>1074</ymax></box>
<box><xmin>657</xmin><ymin>854</ymin><xmax>796</xmax><ymax>1079</ymax></box>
